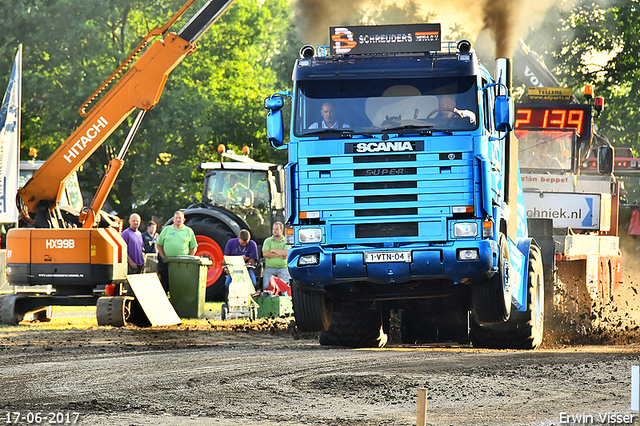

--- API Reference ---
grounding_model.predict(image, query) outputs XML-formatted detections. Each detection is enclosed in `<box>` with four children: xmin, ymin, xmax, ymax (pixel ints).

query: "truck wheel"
<box><xmin>291</xmin><ymin>280</ymin><xmax>332</xmax><ymax>332</ymax></box>
<box><xmin>472</xmin><ymin>233</ymin><xmax>511</xmax><ymax>323</ymax></box>
<box><xmin>185</xmin><ymin>217</ymin><xmax>235</xmax><ymax>301</ymax></box>
<box><xmin>319</xmin><ymin>303</ymin><xmax>388</xmax><ymax>348</ymax></box>
<box><xmin>470</xmin><ymin>245</ymin><xmax>545</xmax><ymax>349</ymax></box>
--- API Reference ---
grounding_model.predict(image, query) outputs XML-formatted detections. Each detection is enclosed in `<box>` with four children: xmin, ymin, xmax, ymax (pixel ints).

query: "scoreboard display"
<box><xmin>514</xmin><ymin>104</ymin><xmax>592</xmax><ymax>143</ymax></box>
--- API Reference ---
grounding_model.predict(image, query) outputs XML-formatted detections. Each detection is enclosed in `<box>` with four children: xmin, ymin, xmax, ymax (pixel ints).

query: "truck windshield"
<box><xmin>517</xmin><ymin>129</ymin><xmax>575</xmax><ymax>172</ymax></box>
<box><xmin>294</xmin><ymin>76</ymin><xmax>478</xmax><ymax>135</ymax></box>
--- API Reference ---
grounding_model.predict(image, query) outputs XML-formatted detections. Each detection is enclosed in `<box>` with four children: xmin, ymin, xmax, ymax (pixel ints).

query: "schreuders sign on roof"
<box><xmin>330</xmin><ymin>24</ymin><xmax>441</xmax><ymax>56</ymax></box>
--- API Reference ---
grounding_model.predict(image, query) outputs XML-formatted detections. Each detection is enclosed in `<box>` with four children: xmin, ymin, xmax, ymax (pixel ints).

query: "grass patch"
<box><xmin>0</xmin><ymin>302</ymin><xmax>227</xmax><ymax>331</ymax></box>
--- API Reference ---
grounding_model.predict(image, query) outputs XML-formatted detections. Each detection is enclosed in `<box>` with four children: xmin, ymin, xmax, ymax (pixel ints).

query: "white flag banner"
<box><xmin>0</xmin><ymin>45</ymin><xmax>22</xmax><ymax>223</ymax></box>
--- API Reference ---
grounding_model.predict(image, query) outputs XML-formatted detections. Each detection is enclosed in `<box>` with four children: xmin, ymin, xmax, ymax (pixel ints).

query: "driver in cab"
<box><xmin>433</xmin><ymin>94</ymin><xmax>476</xmax><ymax>124</ymax></box>
<box><xmin>222</xmin><ymin>174</ymin><xmax>249</xmax><ymax>204</ymax></box>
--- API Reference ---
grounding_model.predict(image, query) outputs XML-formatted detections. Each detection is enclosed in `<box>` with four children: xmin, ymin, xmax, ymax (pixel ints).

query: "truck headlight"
<box><xmin>453</xmin><ymin>222</ymin><xmax>478</xmax><ymax>237</ymax></box>
<box><xmin>457</xmin><ymin>248</ymin><xmax>479</xmax><ymax>261</ymax></box>
<box><xmin>298</xmin><ymin>228</ymin><xmax>322</xmax><ymax>243</ymax></box>
<box><xmin>298</xmin><ymin>253</ymin><xmax>320</xmax><ymax>266</ymax></box>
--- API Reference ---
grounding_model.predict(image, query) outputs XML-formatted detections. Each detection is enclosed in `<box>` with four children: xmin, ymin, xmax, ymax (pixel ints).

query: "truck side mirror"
<box><xmin>494</xmin><ymin>95</ymin><xmax>514</xmax><ymax>133</ymax></box>
<box><xmin>264</xmin><ymin>93</ymin><xmax>289</xmax><ymax>148</ymax></box>
<box><xmin>598</xmin><ymin>145</ymin><xmax>614</xmax><ymax>174</ymax></box>
<box><xmin>264</xmin><ymin>96</ymin><xmax>284</xmax><ymax>110</ymax></box>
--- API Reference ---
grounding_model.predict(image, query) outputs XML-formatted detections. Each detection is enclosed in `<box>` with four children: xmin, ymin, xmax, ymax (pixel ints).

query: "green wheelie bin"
<box><xmin>165</xmin><ymin>255</ymin><xmax>212</xmax><ymax>318</ymax></box>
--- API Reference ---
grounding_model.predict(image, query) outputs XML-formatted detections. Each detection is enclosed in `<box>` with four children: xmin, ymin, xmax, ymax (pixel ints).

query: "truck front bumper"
<box><xmin>288</xmin><ymin>240</ymin><xmax>496</xmax><ymax>290</ymax></box>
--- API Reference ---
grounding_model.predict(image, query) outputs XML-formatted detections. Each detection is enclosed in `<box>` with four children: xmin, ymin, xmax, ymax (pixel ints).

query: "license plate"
<box><xmin>364</xmin><ymin>251</ymin><xmax>412</xmax><ymax>263</ymax></box>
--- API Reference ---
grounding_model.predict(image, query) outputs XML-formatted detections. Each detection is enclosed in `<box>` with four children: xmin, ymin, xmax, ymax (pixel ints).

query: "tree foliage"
<box><xmin>0</xmin><ymin>0</ymin><xmax>297</xmax><ymax>224</ymax></box>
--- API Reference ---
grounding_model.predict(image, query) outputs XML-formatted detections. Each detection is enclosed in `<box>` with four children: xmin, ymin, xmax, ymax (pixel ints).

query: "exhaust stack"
<box><xmin>495</xmin><ymin>57</ymin><xmax>518</xmax><ymax>240</ymax></box>
<box><xmin>495</xmin><ymin>57</ymin><xmax>512</xmax><ymax>96</ymax></box>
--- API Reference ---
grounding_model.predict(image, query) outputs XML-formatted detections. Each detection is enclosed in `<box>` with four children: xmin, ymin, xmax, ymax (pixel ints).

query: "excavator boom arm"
<box><xmin>17</xmin><ymin>0</ymin><xmax>235</xmax><ymax>217</ymax></box>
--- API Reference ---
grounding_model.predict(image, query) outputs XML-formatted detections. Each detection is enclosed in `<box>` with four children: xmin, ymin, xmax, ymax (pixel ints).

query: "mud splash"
<box><xmin>543</xmin><ymin>244</ymin><xmax>640</xmax><ymax>347</ymax></box>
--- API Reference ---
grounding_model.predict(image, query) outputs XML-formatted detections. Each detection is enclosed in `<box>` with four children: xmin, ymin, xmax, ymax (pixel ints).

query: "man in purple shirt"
<box><xmin>122</xmin><ymin>213</ymin><xmax>145</xmax><ymax>274</ymax></box>
<box><xmin>224</xmin><ymin>229</ymin><xmax>259</xmax><ymax>290</ymax></box>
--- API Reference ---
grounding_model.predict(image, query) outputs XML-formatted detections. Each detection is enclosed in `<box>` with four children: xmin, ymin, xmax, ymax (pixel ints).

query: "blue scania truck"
<box><xmin>265</xmin><ymin>24</ymin><xmax>545</xmax><ymax>349</ymax></box>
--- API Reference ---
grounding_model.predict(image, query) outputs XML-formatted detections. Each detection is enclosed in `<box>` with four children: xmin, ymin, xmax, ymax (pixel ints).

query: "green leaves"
<box><xmin>0</xmin><ymin>0</ymin><xmax>298</xmax><ymax>224</ymax></box>
<box><xmin>528</xmin><ymin>0</ymin><xmax>640</xmax><ymax>145</ymax></box>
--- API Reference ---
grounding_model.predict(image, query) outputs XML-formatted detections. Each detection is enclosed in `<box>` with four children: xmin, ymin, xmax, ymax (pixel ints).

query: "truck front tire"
<box><xmin>472</xmin><ymin>233</ymin><xmax>511</xmax><ymax>324</ymax></box>
<box><xmin>471</xmin><ymin>244</ymin><xmax>545</xmax><ymax>349</ymax></box>
<box><xmin>291</xmin><ymin>280</ymin><xmax>332</xmax><ymax>332</ymax></box>
<box><xmin>319</xmin><ymin>302</ymin><xmax>388</xmax><ymax>348</ymax></box>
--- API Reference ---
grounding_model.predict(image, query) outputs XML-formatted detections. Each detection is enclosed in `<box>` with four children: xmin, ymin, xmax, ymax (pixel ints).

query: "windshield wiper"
<box><xmin>350</xmin><ymin>131</ymin><xmax>374</xmax><ymax>137</ymax></box>
<box><xmin>302</xmin><ymin>128</ymin><xmax>354</xmax><ymax>137</ymax></box>
<box><xmin>380</xmin><ymin>125</ymin><xmax>453</xmax><ymax>136</ymax></box>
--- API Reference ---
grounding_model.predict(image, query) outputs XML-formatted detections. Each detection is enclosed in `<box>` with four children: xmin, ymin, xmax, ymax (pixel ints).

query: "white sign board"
<box><xmin>524</xmin><ymin>192</ymin><xmax>600</xmax><ymax>230</ymax></box>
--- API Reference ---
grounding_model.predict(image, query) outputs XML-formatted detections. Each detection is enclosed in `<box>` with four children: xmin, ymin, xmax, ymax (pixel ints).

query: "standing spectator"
<box><xmin>224</xmin><ymin>229</ymin><xmax>259</xmax><ymax>290</ymax></box>
<box><xmin>156</xmin><ymin>211</ymin><xmax>198</xmax><ymax>291</ymax></box>
<box><xmin>142</xmin><ymin>220</ymin><xmax>158</xmax><ymax>254</ymax></box>
<box><xmin>262</xmin><ymin>222</ymin><xmax>290</xmax><ymax>290</ymax></box>
<box><xmin>122</xmin><ymin>213</ymin><xmax>145</xmax><ymax>274</ymax></box>
<box><xmin>157</xmin><ymin>211</ymin><xmax>198</xmax><ymax>257</ymax></box>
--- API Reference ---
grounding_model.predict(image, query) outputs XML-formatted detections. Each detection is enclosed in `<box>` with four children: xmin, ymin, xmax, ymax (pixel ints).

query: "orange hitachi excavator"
<box><xmin>0</xmin><ymin>0</ymin><xmax>235</xmax><ymax>325</ymax></box>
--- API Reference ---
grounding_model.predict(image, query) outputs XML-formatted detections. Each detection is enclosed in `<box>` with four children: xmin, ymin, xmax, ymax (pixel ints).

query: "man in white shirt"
<box><xmin>309</xmin><ymin>102</ymin><xmax>350</xmax><ymax>129</ymax></box>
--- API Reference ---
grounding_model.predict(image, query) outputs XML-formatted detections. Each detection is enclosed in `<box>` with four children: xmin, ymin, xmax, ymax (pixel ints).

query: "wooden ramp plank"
<box><xmin>127</xmin><ymin>273</ymin><xmax>181</xmax><ymax>326</ymax></box>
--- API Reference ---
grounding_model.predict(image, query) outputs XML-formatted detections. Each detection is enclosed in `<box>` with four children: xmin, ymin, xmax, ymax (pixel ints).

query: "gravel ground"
<box><xmin>1</xmin><ymin>252</ymin><xmax>640</xmax><ymax>425</ymax></box>
<box><xmin>1</xmin><ymin>319</ymin><xmax>639</xmax><ymax>426</ymax></box>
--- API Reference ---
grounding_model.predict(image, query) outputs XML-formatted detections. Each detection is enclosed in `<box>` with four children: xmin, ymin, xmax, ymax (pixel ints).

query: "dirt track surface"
<box><xmin>3</xmin><ymin>254</ymin><xmax>640</xmax><ymax>425</ymax></box>
<box><xmin>0</xmin><ymin>321</ymin><xmax>639</xmax><ymax>426</ymax></box>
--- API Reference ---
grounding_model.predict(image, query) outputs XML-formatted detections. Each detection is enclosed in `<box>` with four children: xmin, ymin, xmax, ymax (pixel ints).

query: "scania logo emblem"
<box><xmin>345</xmin><ymin>140</ymin><xmax>424</xmax><ymax>154</ymax></box>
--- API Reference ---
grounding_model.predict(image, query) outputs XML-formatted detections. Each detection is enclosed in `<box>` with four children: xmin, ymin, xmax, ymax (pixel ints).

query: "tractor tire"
<box><xmin>472</xmin><ymin>233</ymin><xmax>511</xmax><ymax>323</ymax></box>
<box><xmin>185</xmin><ymin>217</ymin><xmax>235</xmax><ymax>301</ymax></box>
<box><xmin>319</xmin><ymin>303</ymin><xmax>388</xmax><ymax>348</ymax></box>
<box><xmin>291</xmin><ymin>280</ymin><xmax>332</xmax><ymax>332</ymax></box>
<box><xmin>471</xmin><ymin>245</ymin><xmax>545</xmax><ymax>349</ymax></box>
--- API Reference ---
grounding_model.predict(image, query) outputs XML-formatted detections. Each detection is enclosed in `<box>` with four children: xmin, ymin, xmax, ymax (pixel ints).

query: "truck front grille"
<box><xmin>355</xmin><ymin>222</ymin><xmax>419</xmax><ymax>238</ymax></box>
<box><xmin>355</xmin><ymin>208</ymin><xmax>418</xmax><ymax>217</ymax></box>
<box><xmin>355</xmin><ymin>194</ymin><xmax>418</xmax><ymax>204</ymax></box>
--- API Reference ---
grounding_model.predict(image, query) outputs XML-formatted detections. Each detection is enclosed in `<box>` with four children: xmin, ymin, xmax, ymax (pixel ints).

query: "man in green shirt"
<box><xmin>156</xmin><ymin>211</ymin><xmax>198</xmax><ymax>290</ymax></box>
<box><xmin>261</xmin><ymin>221</ymin><xmax>291</xmax><ymax>290</ymax></box>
